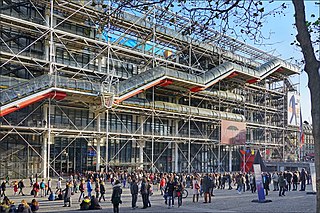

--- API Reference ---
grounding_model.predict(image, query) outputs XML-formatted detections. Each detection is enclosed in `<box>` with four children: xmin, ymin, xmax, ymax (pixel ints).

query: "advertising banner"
<box><xmin>253</xmin><ymin>164</ymin><xmax>265</xmax><ymax>202</ymax></box>
<box><xmin>287</xmin><ymin>92</ymin><xmax>301</xmax><ymax>126</ymax></box>
<box><xmin>221</xmin><ymin>120</ymin><xmax>246</xmax><ymax>145</ymax></box>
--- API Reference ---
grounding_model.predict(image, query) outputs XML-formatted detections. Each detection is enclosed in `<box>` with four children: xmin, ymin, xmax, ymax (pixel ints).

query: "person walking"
<box><xmin>0</xmin><ymin>180</ymin><xmax>6</xmax><ymax>197</ymax></box>
<box><xmin>47</xmin><ymin>179</ymin><xmax>52</xmax><ymax>196</ymax></box>
<box><xmin>130</xmin><ymin>178</ymin><xmax>138</xmax><ymax>209</ymax></box>
<box><xmin>87</xmin><ymin>179</ymin><xmax>93</xmax><ymax>197</ymax></box>
<box><xmin>94</xmin><ymin>179</ymin><xmax>100</xmax><ymax>199</ymax></box>
<box><xmin>78</xmin><ymin>180</ymin><xmax>85</xmax><ymax>202</ymax></box>
<box><xmin>111</xmin><ymin>180</ymin><xmax>122</xmax><ymax>213</ymax></box>
<box><xmin>55</xmin><ymin>177</ymin><xmax>62</xmax><ymax>194</ymax></box>
<box><xmin>99</xmin><ymin>181</ymin><xmax>106</xmax><ymax>202</ymax></box>
<box><xmin>18</xmin><ymin>179</ymin><xmax>25</xmax><ymax>196</ymax></box>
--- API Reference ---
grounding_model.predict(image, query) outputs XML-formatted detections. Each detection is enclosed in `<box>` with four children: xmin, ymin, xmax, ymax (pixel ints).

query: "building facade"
<box><xmin>301</xmin><ymin>123</ymin><xmax>314</xmax><ymax>161</ymax></box>
<box><xmin>0</xmin><ymin>0</ymin><xmax>301</xmax><ymax>178</ymax></box>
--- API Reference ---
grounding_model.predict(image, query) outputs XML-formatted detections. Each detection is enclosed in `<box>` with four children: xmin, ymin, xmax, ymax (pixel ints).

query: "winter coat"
<box><xmin>63</xmin><ymin>186</ymin><xmax>71</xmax><ymax>202</ymax></box>
<box><xmin>111</xmin><ymin>184</ymin><xmax>122</xmax><ymax>205</ymax></box>
<box><xmin>130</xmin><ymin>182</ymin><xmax>138</xmax><ymax>195</ymax></box>
<box><xmin>278</xmin><ymin>175</ymin><xmax>286</xmax><ymax>187</ymax></box>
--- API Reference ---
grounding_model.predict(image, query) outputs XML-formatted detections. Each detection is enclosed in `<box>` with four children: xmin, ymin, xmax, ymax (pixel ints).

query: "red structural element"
<box><xmin>246</xmin><ymin>78</ymin><xmax>259</xmax><ymax>84</ymax></box>
<box><xmin>190</xmin><ymin>86</ymin><xmax>205</xmax><ymax>92</ymax></box>
<box><xmin>158</xmin><ymin>79</ymin><xmax>173</xmax><ymax>87</ymax></box>
<box><xmin>0</xmin><ymin>91</ymin><xmax>66</xmax><ymax>117</ymax></box>
<box><xmin>227</xmin><ymin>71</ymin><xmax>239</xmax><ymax>79</ymax></box>
<box><xmin>240</xmin><ymin>150</ymin><xmax>256</xmax><ymax>173</ymax></box>
<box><xmin>115</xmin><ymin>89</ymin><xmax>143</xmax><ymax>104</ymax></box>
<box><xmin>276</xmin><ymin>67</ymin><xmax>284</xmax><ymax>72</ymax></box>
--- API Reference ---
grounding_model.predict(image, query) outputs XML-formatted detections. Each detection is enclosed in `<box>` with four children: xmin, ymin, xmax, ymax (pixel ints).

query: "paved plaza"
<box><xmin>1</xmin><ymin>179</ymin><xmax>316</xmax><ymax>213</ymax></box>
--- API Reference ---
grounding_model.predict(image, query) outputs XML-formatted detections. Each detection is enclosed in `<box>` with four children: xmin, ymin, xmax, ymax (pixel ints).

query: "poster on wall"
<box><xmin>287</xmin><ymin>92</ymin><xmax>301</xmax><ymax>126</ymax></box>
<box><xmin>221</xmin><ymin>120</ymin><xmax>246</xmax><ymax>145</ymax></box>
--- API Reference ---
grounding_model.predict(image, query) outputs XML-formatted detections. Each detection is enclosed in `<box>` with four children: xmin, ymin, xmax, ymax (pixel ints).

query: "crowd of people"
<box><xmin>0</xmin><ymin>168</ymin><xmax>312</xmax><ymax>212</ymax></box>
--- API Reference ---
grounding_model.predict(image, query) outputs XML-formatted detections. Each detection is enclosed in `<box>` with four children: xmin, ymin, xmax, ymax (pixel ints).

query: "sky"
<box><xmin>246</xmin><ymin>0</ymin><xmax>319</xmax><ymax>123</ymax></box>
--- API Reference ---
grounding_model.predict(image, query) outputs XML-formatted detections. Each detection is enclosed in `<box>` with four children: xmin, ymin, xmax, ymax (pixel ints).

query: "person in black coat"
<box><xmin>89</xmin><ymin>195</ymin><xmax>102</xmax><ymax>210</ymax></box>
<box><xmin>62</xmin><ymin>183</ymin><xmax>72</xmax><ymax>207</ymax></box>
<box><xmin>165</xmin><ymin>177</ymin><xmax>175</xmax><ymax>208</ymax></box>
<box><xmin>140</xmin><ymin>178</ymin><xmax>148</xmax><ymax>209</ymax></box>
<box><xmin>111</xmin><ymin>180</ymin><xmax>122</xmax><ymax>213</ymax></box>
<box><xmin>99</xmin><ymin>181</ymin><xmax>106</xmax><ymax>202</ymax></box>
<box><xmin>130</xmin><ymin>179</ymin><xmax>138</xmax><ymax>209</ymax></box>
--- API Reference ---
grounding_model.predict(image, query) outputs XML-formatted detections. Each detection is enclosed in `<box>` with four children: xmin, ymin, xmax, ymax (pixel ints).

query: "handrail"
<box><xmin>115</xmin><ymin>58</ymin><xmax>299</xmax><ymax>97</ymax></box>
<box><xmin>0</xmin><ymin>74</ymin><xmax>101</xmax><ymax>106</ymax></box>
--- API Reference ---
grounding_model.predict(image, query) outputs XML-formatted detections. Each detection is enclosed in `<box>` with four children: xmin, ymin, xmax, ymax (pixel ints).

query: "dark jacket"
<box><xmin>17</xmin><ymin>204</ymin><xmax>32</xmax><ymax>213</ymax></box>
<box><xmin>100</xmin><ymin>183</ymin><xmax>106</xmax><ymax>194</ymax></box>
<box><xmin>130</xmin><ymin>182</ymin><xmax>138</xmax><ymax>195</ymax></box>
<box><xmin>165</xmin><ymin>181</ymin><xmax>175</xmax><ymax>196</ymax></box>
<box><xmin>89</xmin><ymin>197</ymin><xmax>101</xmax><ymax>210</ymax></box>
<box><xmin>111</xmin><ymin>184</ymin><xmax>122</xmax><ymax>205</ymax></box>
<box><xmin>202</xmin><ymin>175</ymin><xmax>211</xmax><ymax>193</ymax></box>
<box><xmin>63</xmin><ymin>186</ymin><xmax>71</xmax><ymax>202</ymax></box>
<box><xmin>140</xmin><ymin>181</ymin><xmax>148</xmax><ymax>195</ymax></box>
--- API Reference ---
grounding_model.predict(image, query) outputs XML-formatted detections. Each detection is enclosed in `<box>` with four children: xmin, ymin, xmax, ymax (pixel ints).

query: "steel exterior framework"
<box><xmin>0</xmin><ymin>0</ymin><xmax>300</xmax><ymax>178</ymax></box>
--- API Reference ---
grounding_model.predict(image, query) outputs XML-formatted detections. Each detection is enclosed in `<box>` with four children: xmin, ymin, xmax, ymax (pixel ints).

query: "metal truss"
<box><xmin>0</xmin><ymin>0</ymin><xmax>300</xmax><ymax>177</ymax></box>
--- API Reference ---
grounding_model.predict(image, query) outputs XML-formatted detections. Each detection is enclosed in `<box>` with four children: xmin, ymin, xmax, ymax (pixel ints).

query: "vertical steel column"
<box><xmin>42</xmin><ymin>104</ymin><xmax>48</xmax><ymax>178</ymax></box>
<box><xmin>175</xmin><ymin>142</ymin><xmax>179</xmax><ymax>173</ymax></box>
<box><xmin>105</xmin><ymin>110</ymin><xmax>109</xmax><ymax>172</ymax></box>
<box><xmin>188</xmin><ymin>92</ymin><xmax>191</xmax><ymax>173</ymax></box>
<box><xmin>96</xmin><ymin>113</ymin><xmax>101</xmax><ymax>172</ymax></box>
<box><xmin>47</xmin><ymin>99</ymin><xmax>51</xmax><ymax>179</ymax></box>
<box><xmin>229</xmin><ymin>146</ymin><xmax>232</xmax><ymax>172</ymax></box>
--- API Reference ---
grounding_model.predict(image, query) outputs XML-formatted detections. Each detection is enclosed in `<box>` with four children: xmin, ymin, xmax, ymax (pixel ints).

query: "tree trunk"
<box><xmin>292</xmin><ymin>0</ymin><xmax>320</xmax><ymax>212</ymax></box>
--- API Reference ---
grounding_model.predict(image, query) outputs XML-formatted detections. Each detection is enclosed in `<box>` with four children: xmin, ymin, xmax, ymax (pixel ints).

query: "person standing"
<box><xmin>140</xmin><ymin>177</ymin><xmax>148</xmax><ymax>209</ymax></box>
<box><xmin>40</xmin><ymin>179</ymin><xmax>46</xmax><ymax>197</ymax></box>
<box><xmin>262</xmin><ymin>173</ymin><xmax>270</xmax><ymax>196</ymax></box>
<box><xmin>300</xmin><ymin>168</ymin><xmax>307</xmax><ymax>191</ymax></box>
<box><xmin>192</xmin><ymin>176</ymin><xmax>200</xmax><ymax>202</ymax></box>
<box><xmin>165</xmin><ymin>177</ymin><xmax>175</xmax><ymax>208</ymax></box>
<box><xmin>202</xmin><ymin>173</ymin><xmax>211</xmax><ymax>203</ymax></box>
<box><xmin>62</xmin><ymin>183</ymin><xmax>72</xmax><ymax>207</ymax></box>
<box><xmin>111</xmin><ymin>180</ymin><xmax>122</xmax><ymax>213</ymax></box>
<box><xmin>272</xmin><ymin>172</ymin><xmax>279</xmax><ymax>191</ymax></box>
<box><xmin>278</xmin><ymin>172</ymin><xmax>286</xmax><ymax>197</ymax></box>
<box><xmin>130</xmin><ymin>178</ymin><xmax>138</xmax><ymax>209</ymax></box>
<box><xmin>292</xmin><ymin>171</ymin><xmax>299</xmax><ymax>191</ymax></box>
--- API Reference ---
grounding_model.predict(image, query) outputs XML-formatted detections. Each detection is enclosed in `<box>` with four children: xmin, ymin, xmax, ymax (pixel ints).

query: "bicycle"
<box><xmin>182</xmin><ymin>189</ymin><xmax>188</xmax><ymax>198</ymax></box>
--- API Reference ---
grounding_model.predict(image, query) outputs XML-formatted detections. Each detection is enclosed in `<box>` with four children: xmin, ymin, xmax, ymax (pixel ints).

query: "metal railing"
<box><xmin>0</xmin><ymin>74</ymin><xmax>102</xmax><ymax>106</ymax></box>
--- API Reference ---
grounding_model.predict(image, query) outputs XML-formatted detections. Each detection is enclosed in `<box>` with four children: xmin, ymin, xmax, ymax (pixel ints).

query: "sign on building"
<box><xmin>287</xmin><ymin>92</ymin><xmax>301</xmax><ymax>126</ymax></box>
<box><xmin>221</xmin><ymin>120</ymin><xmax>246</xmax><ymax>145</ymax></box>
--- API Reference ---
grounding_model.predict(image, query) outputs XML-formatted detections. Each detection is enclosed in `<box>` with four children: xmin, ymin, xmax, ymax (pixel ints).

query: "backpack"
<box><xmin>40</xmin><ymin>182</ymin><xmax>45</xmax><ymax>189</ymax></box>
